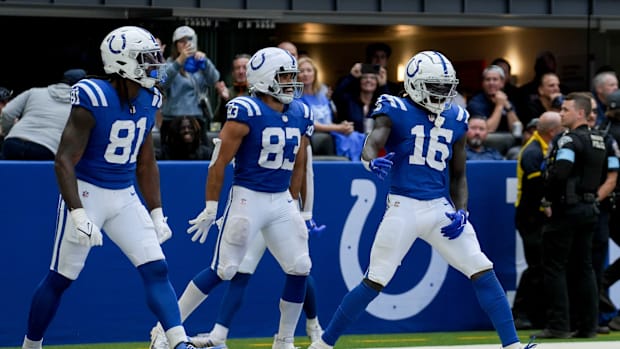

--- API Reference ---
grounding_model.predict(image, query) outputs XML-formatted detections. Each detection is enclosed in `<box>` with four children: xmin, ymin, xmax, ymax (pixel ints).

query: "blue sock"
<box><xmin>472</xmin><ymin>270</ymin><xmax>519</xmax><ymax>347</ymax></box>
<box><xmin>282</xmin><ymin>274</ymin><xmax>307</xmax><ymax>303</ymax></box>
<box><xmin>138</xmin><ymin>260</ymin><xmax>181</xmax><ymax>330</ymax></box>
<box><xmin>192</xmin><ymin>267</ymin><xmax>223</xmax><ymax>294</ymax></box>
<box><xmin>27</xmin><ymin>271</ymin><xmax>72</xmax><ymax>341</ymax></box>
<box><xmin>323</xmin><ymin>281</ymin><xmax>379</xmax><ymax>346</ymax></box>
<box><xmin>215</xmin><ymin>272</ymin><xmax>252</xmax><ymax>327</ymax></box>
<box><xmin>304</xmin><ymin>275</ymin><xmax>318</xmax><ymax>319</ymax></box>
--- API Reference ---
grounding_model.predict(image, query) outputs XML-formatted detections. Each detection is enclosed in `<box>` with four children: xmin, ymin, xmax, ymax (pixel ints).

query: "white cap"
<box><xmin>172</xmin><ymin>25</ymin><xmax>196</xmax><ymax>42</ymax></box>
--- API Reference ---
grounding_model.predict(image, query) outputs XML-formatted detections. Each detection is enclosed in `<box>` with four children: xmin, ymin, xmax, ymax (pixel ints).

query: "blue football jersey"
<box><xmin>225</xmin><ymin>96</ymin><xmax>314</xmax><ymax>193</ymax></box>
<box><xmin>370</xmin><ymin>94</ymin><xmax>468</xmax><ymax>200</ymax></box>
<box><xmin>71</xmin><ymin>78</ymin><xmax>162</xmax><ymax>189</ymax></box>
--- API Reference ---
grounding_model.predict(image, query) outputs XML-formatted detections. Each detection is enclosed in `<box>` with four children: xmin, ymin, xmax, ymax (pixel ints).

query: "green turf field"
<box><xmin>2</xmin><ymin>330</ymin><xmax>620</xmax><ymax>349</ymax></box>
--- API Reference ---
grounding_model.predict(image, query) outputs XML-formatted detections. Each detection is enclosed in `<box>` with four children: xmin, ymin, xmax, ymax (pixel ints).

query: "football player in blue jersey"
<box><xmin>308</xmin><ymin>51</ymin><xmax>537</xmax><ymax>349</ymax></box>
<box><xmin>20</xmin><ymin>26</ymin><xmax>201</xmax><ymax>349</ymax></box>
<box><xmin>150</xmin><ymin>47</ymin><xmax>314</xmax><ymax>349</ymax></box>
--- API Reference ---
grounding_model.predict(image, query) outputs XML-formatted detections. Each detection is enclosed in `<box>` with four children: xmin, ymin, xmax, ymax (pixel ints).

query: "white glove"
<box><xmin>150</xmin><ymin>207</ymin><xmax>172</xmax><ymax>244</ymax></box>
<box><xmin>187</xmin><ymin>201</ymin><xmax>218</xmax><ymax>244</ymax></box>
<box><xmin>68</xmin><ymin>208</ymin><xmax>103</xmax><ymax>247</ymax></box>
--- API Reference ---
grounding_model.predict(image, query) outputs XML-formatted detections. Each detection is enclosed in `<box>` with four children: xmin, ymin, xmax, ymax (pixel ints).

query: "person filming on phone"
<box><xmin>160</xmin><ymin>25</ymin><xmax>219</xmax><ymax>145</ymax></box>
<box><xmin>332</xmin><ymin>62</ymin><xmax>390</xmax><ymax>135</ymax></box>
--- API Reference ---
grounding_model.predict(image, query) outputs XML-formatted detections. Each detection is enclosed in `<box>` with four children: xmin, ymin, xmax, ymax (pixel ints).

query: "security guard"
<box><xmin>599</xmin><ymin>89</ymin><xmax>620</xmax><ymax>329</ymax></box>
<box><xmin>534</xmin><ymin>92</ymin><xmax>607</xmax><ymax>339</ymax></box>
<box><xmin>513</xmin><ymin>111</ymin><xmax>563</xmax><ymax>330</ymax></box>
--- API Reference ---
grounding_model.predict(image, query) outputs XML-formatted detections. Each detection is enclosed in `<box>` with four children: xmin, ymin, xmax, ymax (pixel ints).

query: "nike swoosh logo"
<box><xmin>287</xmin><ymin>199</ymin><xmax>293</xmax><ymax>203</ymax></box>
<box><xmin>130</xmin><ymin>191</ymin><xmax>136</xmax><ymax>196</ymax></box>
<box><xmin>78</xmin><ymin>226</ymin><xmax>92</xmax><ymax>237</ymax></box>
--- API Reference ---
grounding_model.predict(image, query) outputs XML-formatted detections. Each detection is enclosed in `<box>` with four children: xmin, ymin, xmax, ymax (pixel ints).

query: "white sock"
<box><xmin>166</xmin><ymin>325</ymin><xmax>188</xmax><ymax>349</ymax></box>
<box><xmin>503</xmin><ymin>343</ymin><xmax>521</xmax><ymax>349</ymax></box>
<box><xmin>277</xmin><ymin>299</ymin><xmax>304</xmax><ymax>339</ymax></box>
<box><xmin>211</xmin><ymin>323</ymin><xmax>229</xmax><ymax>342</ymax></box>
<box><xmin>22</xmin><ymin>336</ymin><xmax>42</xmax><ymax>349</ymax></box>
<box><xmin>306</xmin><ymin>316</ymin><xmax>320</xmax><ymax>329</ymax></box>
<box><xmin>178</xmin><ymin>281</ymin><xmax>208</xmax><ymax>322</ymax></box>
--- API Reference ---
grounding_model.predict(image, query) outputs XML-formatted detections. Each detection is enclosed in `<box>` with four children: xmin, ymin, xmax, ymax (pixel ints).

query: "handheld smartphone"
<box><xmin>361</xmin><ymin>63</ymin><xmax>381</xmax><ymax>74</ymax></box>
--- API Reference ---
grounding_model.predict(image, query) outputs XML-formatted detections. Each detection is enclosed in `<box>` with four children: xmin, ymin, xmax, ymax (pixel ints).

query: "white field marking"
<box><xmin>366</xmin><ymin>342</ymin><xmax>620</xmax><ymax>349</ymax></box>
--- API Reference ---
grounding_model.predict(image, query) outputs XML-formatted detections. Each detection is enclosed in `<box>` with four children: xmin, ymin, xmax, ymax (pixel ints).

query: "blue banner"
<box><xmin>0</xmin><ymin>161</ymin><xmax>531</xmax><ymax>345</ymax></box>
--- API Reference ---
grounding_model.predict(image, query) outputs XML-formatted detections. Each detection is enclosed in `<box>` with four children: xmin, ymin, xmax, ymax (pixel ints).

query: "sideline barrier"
<box><xmin>0</xmin><ymin>161</ymin><xmax>617</xmax><ymax>345</ymax></box>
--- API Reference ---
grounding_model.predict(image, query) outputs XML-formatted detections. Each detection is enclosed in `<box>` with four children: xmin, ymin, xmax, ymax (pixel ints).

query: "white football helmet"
<box><xmin>246</xmin><ymin>47</ymin><xmax>303</xmax><ymax>104</ymax></box>
<box><xmin>100</xmin><ymin>26</ymin><xmax>165</xmax><ymax>88</ymax></box>
<box><xmin>404</xmin><ymin>50</ymin><xmax>459</xmax><ymax>116</ymax></box>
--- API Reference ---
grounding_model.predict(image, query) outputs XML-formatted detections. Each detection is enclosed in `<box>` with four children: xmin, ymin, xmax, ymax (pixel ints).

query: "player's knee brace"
<box><xmin>224</xmin><ymin>216</ymin><xmax>250</xmax><ymax>246</ymax></box>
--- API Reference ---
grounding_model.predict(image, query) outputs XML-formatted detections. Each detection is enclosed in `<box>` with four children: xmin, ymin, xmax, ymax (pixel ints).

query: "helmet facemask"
<box><xmin>271</xmin><ymin>67</ymin><xmax>303</xmax><ymax>104</ymax></box>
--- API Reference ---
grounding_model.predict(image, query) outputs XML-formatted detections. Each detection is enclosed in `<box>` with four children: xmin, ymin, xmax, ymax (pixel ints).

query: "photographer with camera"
<box><xmin>159</xmin><ymin>25</ymin><xmax>220</xmax><ymax>146</ymax></box>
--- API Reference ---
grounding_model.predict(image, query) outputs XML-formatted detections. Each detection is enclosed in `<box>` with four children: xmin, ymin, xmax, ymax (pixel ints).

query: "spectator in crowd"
<box><xmin>465</xmin><ymin>115</ymin><xmax>504</xmax><ymax>160</ymax></box>
<box><xmin>150</xmin><ymin>47</ymin><xmax>312</xmax><ymax>349</ymax></box>
<box><xmin>512</xmin><ymin>111</ymin><xmax>562</xmax><ymax>330</ymax></box>
<box><xmin>213</xmin><ymin>53</ymin><xmax>251</xmax><ymax>127</ymax></box>
<box><xmin>592</xmin><ymin>70</ymin><xmax>619</xmax><ymax>126</ymax></box>
<box><xmin>535</xmin><ymin>92</ymin><xmax>605</xmax><ymax>339</ymax></box>
<box><xmin>491</xmin><ymin>57</ymin><xmax>519</xmax><ymax>104</ymax></box>
<box><xmin>1</xmin><ymin>69</ymin><xmax>86</xmax><ymax>160</ymax></box>
<box><xmin>505</xmin><ymin>118</ymin><xmax>540</xmax><ymax>160</ymax></box>
<box><xmin>333</xmin><ymin>62</ymin><xmax>389</xmax><ymax>135</ymax></box>
<box><xmin>310</xmin><ymin>50</ymin><xmax>536</xmax><ymax>349</ymax></box>
<box><xmin>0</xmin><ymin>86</ymin><xmax>14</xmax><ymax>152</ymax></box>
<box><xmin>278</xmin><ymin>41</ymin><xmax>298</xmax><ymax>59</ymax></box>
<box><xmin>365</xmin><ymin>42</ymin><xmax>402</xmax><ymax>95</ymax></box>
<box><xmin>298</xmin><ymin>56</ymin><xmax>361</xmax><ymax>159</ymax></box>
<box><xmin>157</xmin><ymin>116</ymin><xmax>213</xmax><ymax>160</ymax></box>
<box><xmin>522</xmin><ymin>72</ymin><xmax>563</xmax><ymax>125</ymax></box>
<box><xmin>467</xmin><ymin>65</ymin><xmax>521</xmax><ymax>134</ymax></box>
<box><xmin>160</xmin><ymin>25</ymin><xmax>220</xmax><ymax>146</ymax></box>
<box><xmin>20</xmin><ymin>26</ymin><xmax>199</xmax><ymax>349</ymax></box>
<box><xmin>517</xmin><ymin>51</ymin><xmax>560</xmax><ymax>116</ymax></box>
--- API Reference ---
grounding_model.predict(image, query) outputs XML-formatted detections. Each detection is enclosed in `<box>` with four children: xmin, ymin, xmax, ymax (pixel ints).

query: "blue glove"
<box><xmin>184</xmin><ymin>56</ymin><xmax>199</xmax><ymax>73</ymax></box>
<box><xmin>441</xmin><ymin>209</ymin><xmax>468</xmax><ymax>240</ymax></box>
<box><xmin>306</xmin><ymin>218</ymin><xmax>326</xmax><ymax>237</ymax></box>
<box><xmin>197</xmin><ymin>57</ymin><xmax>207</xmax><ymax>70</ymax></box>
<box><xmin>367</xmin><ymin>152</ymin><xmax>395</xmax><ymax>180</ymax></box>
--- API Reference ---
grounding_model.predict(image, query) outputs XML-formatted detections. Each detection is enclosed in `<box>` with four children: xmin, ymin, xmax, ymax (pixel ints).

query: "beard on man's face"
<box><xmin>468</xmin><ymin>136</ymin><xmax>483</xmax><ymax>148</ymax></box>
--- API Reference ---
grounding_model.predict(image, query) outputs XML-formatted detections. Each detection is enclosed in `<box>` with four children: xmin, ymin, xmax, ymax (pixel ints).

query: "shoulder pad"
<box><xmin>72</xmin><ymin>79</ymin><xmax>109</xmax><ymax>107</ymax></box>
<box><xmin>227</xmin><ymin>96</ymin><xmax>263</xmax><ymax>119</ymax></box>
<box><xmin>375</xmin><ymin>94</ymin><xmax>407</xmax><ymax>112</ymax></box>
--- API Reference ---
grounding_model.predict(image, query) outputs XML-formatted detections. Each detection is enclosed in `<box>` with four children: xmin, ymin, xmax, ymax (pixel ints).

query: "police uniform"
<box><xmin>541</xmin><ymin>124</ymin><xmax>606</xmax><ymax>337</ymax></box>
<box><xmin>598</xmin><ymin>113</ymin><xmax>620</xmax><ymax>315</ymax></box>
